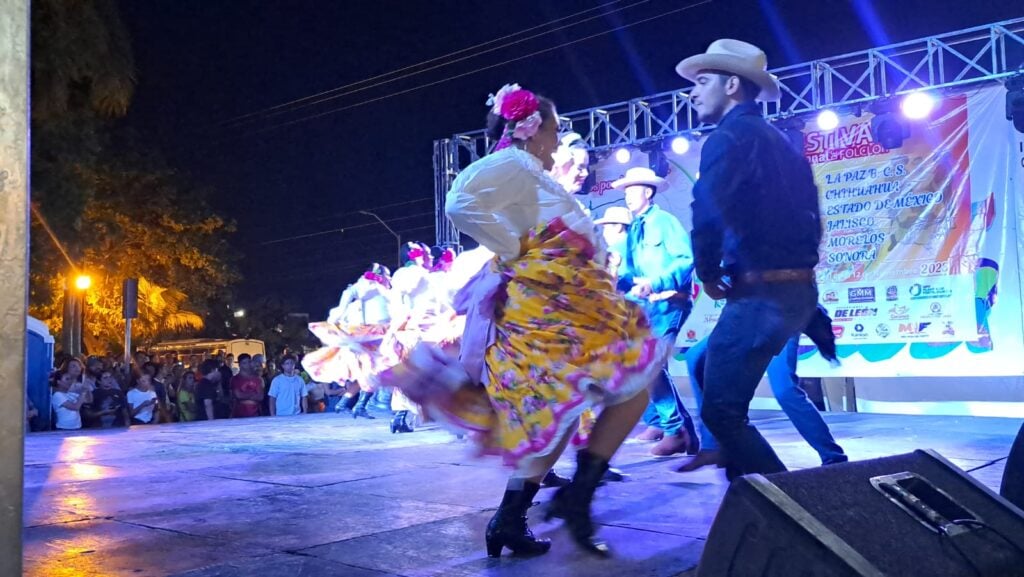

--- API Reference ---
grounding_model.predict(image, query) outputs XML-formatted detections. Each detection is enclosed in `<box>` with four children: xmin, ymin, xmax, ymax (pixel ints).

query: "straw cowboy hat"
<box><xmin>675</xmin><ymin>39</ymin><xmax>781</xmax><ymax>102</ymax></box>
<box><xmin>593</xmin><ymin>206</ymin><xmax>633</xmax><ymax>226</ymax></box>
<box><xmin>611</xmin><ymin>167</ymin><xmax>668</xmax><ymax>192</ymax></box>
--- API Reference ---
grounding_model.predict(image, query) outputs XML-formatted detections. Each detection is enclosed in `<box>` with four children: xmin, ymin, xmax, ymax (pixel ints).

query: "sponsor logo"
<box><xmin>685</xmin><ymin>329</ymin><xmax>697</xmax><ymax>342</ymax></box>
<box><xmin>889</xmin><ymin>304</ymin><xmax>910</xmax><ymax>321</ymax></box>
<box><xmin>832</xmin><ymin>325</ymin><xmax>845</xmax><ymax>339</ymax></box>
<box><xmin>909</xmin><ymin>283</ymin><xmax>952</xmax><ymax>300</ymax></box>
<box><xmin>899</xmin><ymin>322</ymin><xmax>932</xmax><ymax>337</ymax></box>
<box><xmin>943</xmin><ymin>322</ymin><xmax>955</xmax><ymax>336</ymax></box>
<box><xmin>886</xmin><ymin>285</ymin><xmax>899</xmax><ymax>301</ymax></box>
<box><xmin>848</xmin><ymin>286</ymin><xmax>876</xmax><ymax>303</ymax></box>
<box><xmin>851</xmin><ymin>323</ymin><xmax>869</xmax><ymax>339</ymax></box>
<box><xmin>823</xmin><ymin>290</ymin><xmax>839</xmax><ymax>304</ymax></box>
<box><xmin>854</xmin><ymin>323</ymin><xmax>865</xmax><ymax>332</ymax></box>
<box><xmin>833</xmin><ymin>307</ymin><xmax>878</xmax><ymax>320</ymax></box>
<box><xmin>876</xmin><ymin>323</ymin><xmax>891</xmax><ymax>338</ymax></box>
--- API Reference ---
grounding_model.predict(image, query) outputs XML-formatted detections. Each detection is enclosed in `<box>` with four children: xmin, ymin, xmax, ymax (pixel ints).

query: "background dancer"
<box><xmin>678</xmin><ymin>335</ymin><xmax>846</xmax><ymax>472</ymax></box>
<box><xmin>385</xmin><ymin>242</ymin><xmax>462</xmax><ymax>433</ymax></box>
<box><xmin>677</xmin><ymin>40</ymin><xmax>822</xmax><ymax>478</ymax></box>
<box><xmin>304</xmin><ymin>263</ymin><xmax>392</xmax><ymax>418</ymax></box>
<box><xmin>615</xmin><ymin>167</ymin><xmax>700</xmax><ymax>458</ymax></box>
<box><xmin>380</xmin><ymin>85</ymin><xmax>664</xmax><ymax>557</ymax></box>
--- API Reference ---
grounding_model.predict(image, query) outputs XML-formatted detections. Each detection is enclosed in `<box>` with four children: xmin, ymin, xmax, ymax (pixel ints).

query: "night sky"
<box><xmin>117</xmin><ymin>0</ymin><xmax>1021</xmax><ymax>317</ymax></box>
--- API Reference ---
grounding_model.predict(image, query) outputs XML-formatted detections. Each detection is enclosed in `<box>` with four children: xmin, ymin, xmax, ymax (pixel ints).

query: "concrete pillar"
<box><xmin>0</xmin><ymin>2</ymin><xmax>30</xmax><ymax>575</ymax></box>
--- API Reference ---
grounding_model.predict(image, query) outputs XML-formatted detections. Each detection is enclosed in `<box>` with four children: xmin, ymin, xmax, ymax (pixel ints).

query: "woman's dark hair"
<box><xmin>486</xmin><ymin>95</ymin><xmax>557</xmax><ymax>141</ymax></box>
<box><xmin>400</xmin><ymin>241</ymin><xmax>430</xmax><ymax>267</ymax></box>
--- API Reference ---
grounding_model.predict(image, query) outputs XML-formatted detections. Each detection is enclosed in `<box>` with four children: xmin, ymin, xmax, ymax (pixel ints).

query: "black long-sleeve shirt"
<box><xmin>690</xmin><ymin>102</ymin><xmax>822</xmax><ymax>283</ymax></box>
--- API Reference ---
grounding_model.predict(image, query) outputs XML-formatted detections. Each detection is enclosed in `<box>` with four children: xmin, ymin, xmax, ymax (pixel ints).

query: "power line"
<box><xmin>224</xmin><ymin>0</ymin><xmax>713</xmax><ymax>139</ymax></box>
<box><xmin>259</xmin><ymin>211</ymin><xmax>434</xmax><ymax>246</ymax></box>
<box><xmin>267</xmin><ymin>196</ymin><xmax>433</xmax><ymax>232</ymax></box>
<box><xmin>217</xmin><ymin>0</ymin><xmax>642</xmax><ymax>129</ymax></box>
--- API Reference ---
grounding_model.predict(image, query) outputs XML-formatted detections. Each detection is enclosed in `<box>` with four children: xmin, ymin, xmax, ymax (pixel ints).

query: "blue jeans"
<box><xmin>642</xmin><ymin>331</ymin><xmax>697</xmax><ymax>439</ymax></box>
<box><xmin>690</xmin><ymin>283</ymin><xmax>819</xmax><ymax>475</ymax></box>
<box><xmin>687</xmin><ymin>336</ymin><xmax>846</xmax><ymax>464</ymax></box>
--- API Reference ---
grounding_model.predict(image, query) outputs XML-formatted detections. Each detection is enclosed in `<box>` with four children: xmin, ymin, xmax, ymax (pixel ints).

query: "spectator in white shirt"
<box><xmin>268</xmin><ymin>355</ymin><xmax>307</xmax><ymax>416</ymax></box>
<box><xmin>51</xmin><ymin>370</ymin><xmax>85</xmax><ymax>430</ymax></box>
<box><xmin>128</xmin><ymin>373</ymin><xmax>160</xmax><ymax>425</ymax></box>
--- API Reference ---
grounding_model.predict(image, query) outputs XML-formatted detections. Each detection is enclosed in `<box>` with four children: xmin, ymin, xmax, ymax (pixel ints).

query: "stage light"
<box><xmin>670</xmin><ymin>136</ymin><xmax>690</xmax><ymax>155</ymax></box>
<box><xmin>1007</xmin><ymin>74</ymin><xmax>1024</xmax><ymax>134</ymax></box>
<box><xmin>233</xmin><ymin>309</ymin><xmax>246</xmax><ymax>318</ymax></box>
<box><xmin>870</xmin><ymin>99</ymin><xmax>910</xmax><ymax>149</ymax></box>
<box><xmin>614</xmin><ymin>148</ymin><xmax>631</xmax><ymax>163</ymax></box>
<box><xmin>773</xmin><ymin>116</ymin><xmax>806</xmax><ymax>153</ymax></box>
<box><xmin>816</xmin><ymin>110</ymin><xmax>839</xmax><ymax>131</ymax></box>
<box><xmin>74</xmin><ymin>275</ymin><xmax>91</xmax><ymax>290</ymax></box>
<box><xmin>900</xmin><ymin>91</ymin><xmax>935</xmax><ymax>120</ymax></box>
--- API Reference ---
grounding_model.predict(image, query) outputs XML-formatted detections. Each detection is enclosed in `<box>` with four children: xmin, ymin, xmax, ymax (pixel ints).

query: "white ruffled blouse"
<box><xmin>445</xmin><ymin>147</ymin><xmax>602</xmax><ymax>262</ymax></box>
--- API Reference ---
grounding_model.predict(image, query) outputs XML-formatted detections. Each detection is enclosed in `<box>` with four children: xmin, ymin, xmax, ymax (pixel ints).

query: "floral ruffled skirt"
<box><xmin>378</xmin><ymin>217</ymin><xmax>667</xmax><ymax>474</ymax></box>
<box><xmin>302</xmin><ymin>322</ymin><xmax>388</xmax><ymax>391</ymax></box>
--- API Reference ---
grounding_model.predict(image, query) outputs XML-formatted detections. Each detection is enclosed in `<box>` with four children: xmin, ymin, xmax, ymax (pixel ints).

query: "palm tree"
<box><xmin>31</xmin><ymin>0</ymin><xmax>136</xmax><ymax>120</ymax></box>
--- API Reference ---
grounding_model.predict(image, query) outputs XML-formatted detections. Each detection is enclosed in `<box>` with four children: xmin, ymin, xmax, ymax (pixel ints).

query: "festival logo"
<box><xmin>909</xmin><ymin>283</ymin><xmax>953</xmax><ymax>300</ymax></box>
<box><xmin>876</xmin><ymin>323</ymin><xmax>891</xmax><ymax>338</ymax></box>
<box><xmin>888</xmin><ymin>304</ymin><xmax>910</xmax><ymax>320</ymax></box>
<box><xmin>804</xmin><ymin>121</ymin><xmax>888</xmax><ymax>165</ymax></box>
<box><xmin>886</xmin><ymin>285</ymin><xmax>899</xmax><ymax>301</ymax></box>
<box><xmin>823</xmin><ymin>290</ymin><xmax>839</xmax><ymax>304</ymax></box>
<box><xmin>848</xmin><ymin>287</ymin><xmax>876</xmax><ymax>303</ymax></box>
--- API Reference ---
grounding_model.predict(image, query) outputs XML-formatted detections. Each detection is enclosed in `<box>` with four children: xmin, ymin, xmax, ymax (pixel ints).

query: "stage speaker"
<box><xmin>697</xmin><ymin>450</ymin><xmax>1024</xmax><ymax>577</ymax></box>
<box><xmin>1002</xmin><ymin>423</ymin><xmax>1024</xmax><ymax>509</ymax></box>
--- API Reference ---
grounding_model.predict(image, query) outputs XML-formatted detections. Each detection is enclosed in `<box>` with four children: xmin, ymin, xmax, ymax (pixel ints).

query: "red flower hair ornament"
<box><xmin>487</xmin><ymin>83</ymin><xmax>543</xmax><ymax>151</ymax></box>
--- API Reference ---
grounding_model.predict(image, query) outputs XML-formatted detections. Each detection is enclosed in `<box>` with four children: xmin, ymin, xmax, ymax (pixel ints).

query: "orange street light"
<box><xmin>74</xmin><ymin>274</ymin><xmax>92</xmax><ymax>290</ymax></box>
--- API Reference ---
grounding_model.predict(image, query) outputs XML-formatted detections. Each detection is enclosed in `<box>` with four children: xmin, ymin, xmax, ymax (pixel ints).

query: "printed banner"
<box><xmin>576</xmin><ymin>85</ymin><xmax>1024</xmax><ymax>377</ymax></box>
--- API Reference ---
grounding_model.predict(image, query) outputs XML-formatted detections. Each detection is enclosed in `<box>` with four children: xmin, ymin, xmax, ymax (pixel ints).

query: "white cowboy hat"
<box><xmin>611</xmin><ymin>167</ymin><xmax>668</xmax><ymax>192</ymax></box>
<box><xmin>675</xmin><ymin>39</ymin><xmax>781</xmax><ymax>102</ymax></box>
<box><xmin>593</xmin><ymin>206</ymin><xmax>633</xmax><ymax>226</ymax></box>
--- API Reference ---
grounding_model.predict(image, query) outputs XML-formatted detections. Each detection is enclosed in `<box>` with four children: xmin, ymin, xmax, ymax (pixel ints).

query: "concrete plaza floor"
<box><xmin>23</xmin><ymin>409</ymin><xmax>1018</xmax><ymax>576</ymax></box>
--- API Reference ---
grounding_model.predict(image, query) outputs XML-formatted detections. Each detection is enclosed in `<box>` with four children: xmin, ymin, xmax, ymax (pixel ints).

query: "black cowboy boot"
<box><xmin>352</xmin><ymin>391</ymin><xmax>375</xmax><ymax>419</ymax></box>
<box><xmin>544</xmin><ymin>450</ymin><xmax>611</xmax><ymax>557</ymax></box>
<box><xmin>485</xmin><ymin>481</ymin><xmax>551</xmax><ymax>558</ymax></box>
<box><xmin>390</xmin><ymin>410</ymin><xmax>414</xmax><ymax>433</ymax></box>
<box><xmin>541</xmin><ymin>469</ymin><xmax>571</xmax><ymax>488</ymax></box>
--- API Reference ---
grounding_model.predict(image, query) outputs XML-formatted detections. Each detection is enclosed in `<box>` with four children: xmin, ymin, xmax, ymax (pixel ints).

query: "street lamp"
<box><xmin>63</xmin><ymin>272</ymin><xmax>91</xmax><ymax>356</ymax></box>
<box><xmin>359</xmin><ymin>210</ymin><xmax>402</xmax><ymax>269</ymax></box>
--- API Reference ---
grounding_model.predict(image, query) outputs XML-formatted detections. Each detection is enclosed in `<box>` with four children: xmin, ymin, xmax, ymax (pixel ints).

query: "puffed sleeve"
<box><xmin>444</xmin><ymin>155</ymin><xmax>539</xmax><ymax>261</ymax></box>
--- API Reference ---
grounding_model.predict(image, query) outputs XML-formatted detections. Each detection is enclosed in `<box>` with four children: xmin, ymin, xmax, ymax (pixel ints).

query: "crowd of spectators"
<box><xmin>30</xmin><ymin>349</ymin><xmax>353</xmax><ymax>432</ymax></box>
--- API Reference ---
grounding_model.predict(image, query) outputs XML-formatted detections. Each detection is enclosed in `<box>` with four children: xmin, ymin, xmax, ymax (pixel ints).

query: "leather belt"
<box><xmin>738</xmin><ymin>269</ymin><xmax>816</xmax><ymax>284</ymax></box>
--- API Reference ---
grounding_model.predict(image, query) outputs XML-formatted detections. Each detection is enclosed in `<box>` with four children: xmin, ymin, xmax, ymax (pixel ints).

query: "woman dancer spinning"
<box><xmin>382</xmin><ymin>84</ymin><xmax>665</xmax><ymax>557</ymax></box>
<box><xmin>303</xmin><ymin>263</ymin><xmax>392</xmax><ymax>418</ymax></box>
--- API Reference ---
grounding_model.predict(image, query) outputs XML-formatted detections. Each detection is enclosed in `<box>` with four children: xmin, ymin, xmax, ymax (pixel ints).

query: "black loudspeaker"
<box><xmin>122</xmin><ymin>278</ymin><xmax>138</xmax><ymax>319</ymax></box>
<box><xmin>1002</xmin><ymin>423</ymin><xmax>1024</xmax><ymax>509</ymax></box>
<box><xmin>697</xmin><ymin>450</ymin><xmax>1024</xmax><ymax>577</ymax></box>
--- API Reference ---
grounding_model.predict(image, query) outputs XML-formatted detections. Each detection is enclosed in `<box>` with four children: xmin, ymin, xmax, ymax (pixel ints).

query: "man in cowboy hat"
<box><xmin>615</xmin><ymin>166</ymin><xmax>699</xmax><ymax>457</ymax></box>
<box><xmin>676</xmin><ymin>40</ymin><xmax>822</xmax><ymax>477</ymax></box>
<box><xmin>593</xmin><ymin>206</ymin><xmax>632</xmax><ymax>278</ymax></box>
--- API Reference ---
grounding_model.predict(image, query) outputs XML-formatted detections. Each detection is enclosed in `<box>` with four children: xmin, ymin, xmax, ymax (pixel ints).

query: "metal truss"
<box><xmin>435</xmin><ymin>17</ymin><xmax>1024</xmax><ymax>246</ymax></box>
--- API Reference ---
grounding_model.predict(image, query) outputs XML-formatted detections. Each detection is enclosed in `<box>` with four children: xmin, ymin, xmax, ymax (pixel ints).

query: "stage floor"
<box><xmin>23</xmin><ymin>409</ymin><xmax>1018</xmax><ymax>577</ymax></box>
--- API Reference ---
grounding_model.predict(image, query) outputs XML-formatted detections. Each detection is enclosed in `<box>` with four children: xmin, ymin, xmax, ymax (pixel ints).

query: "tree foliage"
<box><xmin>29</xmin><ymin>0</ymin><xmax>240</xmax><ymax>353</ymax></box>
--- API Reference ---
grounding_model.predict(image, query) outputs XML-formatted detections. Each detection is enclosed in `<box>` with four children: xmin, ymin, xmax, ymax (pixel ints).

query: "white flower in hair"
<box><xmin>485</xmin><ymin>83</ymin><xmax>522</xmax><ymax>115</ymax></box>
